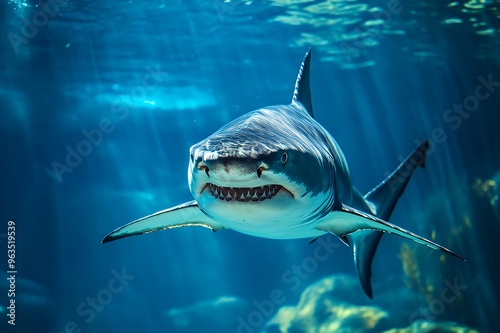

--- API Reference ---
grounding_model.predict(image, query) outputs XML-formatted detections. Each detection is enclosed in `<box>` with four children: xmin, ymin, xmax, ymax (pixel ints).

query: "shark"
<box><xmin>102</xmin><ymin>49</ymin><xmax>464</xmax><ymax>298</ymax></box>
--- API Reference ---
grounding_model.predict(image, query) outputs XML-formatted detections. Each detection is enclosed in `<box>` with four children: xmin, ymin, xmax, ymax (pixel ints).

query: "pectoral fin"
<box><xmin>102</xmin><ymin>200</ymin><xmax>225</xmax><ymax>243</ymax></box>
<box><xmin>316</xmin><ymin>203</ymin><xmax>464</xmax><ymax>260</ymax></box>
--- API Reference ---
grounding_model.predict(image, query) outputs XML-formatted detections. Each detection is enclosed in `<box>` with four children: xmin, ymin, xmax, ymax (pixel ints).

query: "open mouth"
<box><xmin>205</xmin><ymin>184</ymin><xmax>291</xmax><ymax>202</ymax></box>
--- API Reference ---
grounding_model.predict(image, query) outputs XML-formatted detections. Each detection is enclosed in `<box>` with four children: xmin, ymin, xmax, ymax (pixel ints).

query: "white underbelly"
<box><xmin>231</xmin><ymin>222</ymin><xmax>326</xmax><ymax>240</ymax></box>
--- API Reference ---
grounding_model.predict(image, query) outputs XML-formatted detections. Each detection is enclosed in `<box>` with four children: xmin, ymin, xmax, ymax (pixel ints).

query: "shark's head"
<box><xmin>187</xmin><ymin>103</ymin><xmax>336</xmax><ymax>237</ymax></box>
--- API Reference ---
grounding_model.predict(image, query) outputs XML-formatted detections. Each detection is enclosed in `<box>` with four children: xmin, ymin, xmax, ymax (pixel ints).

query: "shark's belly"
<box><xmin>230</xmin><ymin>222</ymin><xmax>327</xmax><ymax>239</ymax></box>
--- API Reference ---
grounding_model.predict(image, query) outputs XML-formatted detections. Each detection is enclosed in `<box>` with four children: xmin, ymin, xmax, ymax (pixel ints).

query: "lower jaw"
<box><xmin>203</xmin><ymin>190</ymin><xmax>297</xmax><ymax>204</ymax></box>
<box><xmin>206</xmin><ymin>194</ymin><xmax>278</xmax><ymax>203</ymax></box>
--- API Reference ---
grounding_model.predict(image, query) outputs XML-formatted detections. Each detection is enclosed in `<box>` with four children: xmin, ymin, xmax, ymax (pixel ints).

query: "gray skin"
<box><xmin>102</xmin><ymin>49</ymin><xmax>463</xmax><ymax>298</ymax></box>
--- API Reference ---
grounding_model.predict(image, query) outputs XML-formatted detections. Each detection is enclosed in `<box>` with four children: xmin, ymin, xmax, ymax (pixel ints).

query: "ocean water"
<box><xmin>1</xmin><ymin>0</ymin><xmax>499</xmax><ymax>332</ymax></box>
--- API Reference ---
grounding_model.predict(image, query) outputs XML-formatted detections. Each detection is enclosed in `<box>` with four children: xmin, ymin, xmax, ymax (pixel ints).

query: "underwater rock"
<box><xmin>163</xmin><ymin>295</ymin><xmax>251</xmax><ymax>332</ymax></box>
<box><xmin>263</xmin><ymin>274</ymin><xmax>430</xmax><ymax>333</ymax></box>
<box><xmin>267</xmin><ymin>302</ymin><xmax>389</xmax><ymax>333</ymax></box>
<box><xmin>293</xmin><ymin>273</ymin><xmax>367</xmax><ymax>305</ymax></box>
<box><xmin>0</xmin><ymin>270</ymin><xmax>57</xmax><ymax>332</ymax></box>
<box><xmin>383</xmin><ymin>320</ymin><xmax>479</xmax><ymax>332</ymax></box>
<box><xmin>263</xmin><ymin>274</ymin><xmax>479</xmax><ymax>333</ymax></box>
<box><xmin>265</xmin><ymin>274</ymin><xmax>391</xmax><ymax>333</ymax></box>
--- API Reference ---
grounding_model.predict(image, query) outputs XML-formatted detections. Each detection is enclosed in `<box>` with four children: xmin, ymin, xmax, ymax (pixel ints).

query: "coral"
<box><xmin>472</xmin><ymin>177</ymin><xmax>497</xmax><ymax>207</ymax></box>
<box><xmin>473</xmin><ymin>176</ymin><xmax>499</xmax><ymax>217</ymax></box>
<box><xmin>399</xmin><ymin>243</ymin><xmax>421</xmax><ymax>293</ymax></box>
<box><xmin>264</xmin><ymin>275</ymin><xmax>479</xmax><ymax>333</ymax></box>
<box><xmin>265</xmin><ymin>275</ymin><xmax>390</xmax><ymax>333</ymax></box>
<box><xmin>384</xmin><ymin>320</ymin><xmax>479</xmax><ymax>333</ymax></box>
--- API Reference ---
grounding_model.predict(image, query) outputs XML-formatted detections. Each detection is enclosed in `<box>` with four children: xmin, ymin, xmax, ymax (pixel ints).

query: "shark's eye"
<box><xmin>190</xmin><ymin>153</ymin><xmax>194</xmax><ymax>163</ymax></box>
<box><xmin>281</xmin><ymin>152</ymin><xmax>288</xmax><ymax>165</ymax></box>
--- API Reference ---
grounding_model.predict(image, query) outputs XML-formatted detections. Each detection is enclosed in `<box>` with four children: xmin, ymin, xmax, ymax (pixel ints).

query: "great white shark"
<box><xmin>102</xmin><ymin>49</ymin><xmax>463</xmax><ymax>298</ymax></box>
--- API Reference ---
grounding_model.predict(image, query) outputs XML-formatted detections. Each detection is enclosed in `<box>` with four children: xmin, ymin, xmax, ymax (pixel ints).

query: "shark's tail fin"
<box><xmin>351</xmin><ymin>140</ymin><xmax>430</xmax><ymax>298</ymax></box>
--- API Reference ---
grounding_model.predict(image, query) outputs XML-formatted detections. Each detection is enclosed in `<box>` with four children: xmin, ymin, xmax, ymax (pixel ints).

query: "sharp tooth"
<box><xmin>206</xmin><ymin>185</ymin><xmax>285</xmax><ymax>202</ymax></box>
<box><xmin>256</xmin><ymin>187</ymin><xmax>264</xmax><ymax>196</ymax></box>
<box><xmin>263</xmin><ymin>185</ymin><xmax>269</xmax><ymax>195</ymax></box>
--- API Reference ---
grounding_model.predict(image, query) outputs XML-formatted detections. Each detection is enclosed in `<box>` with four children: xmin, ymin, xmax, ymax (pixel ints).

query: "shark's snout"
<box><xmin>197</xmin><ymin>158</ymin><xmax>264</xmax><ymax>180</ymax></box>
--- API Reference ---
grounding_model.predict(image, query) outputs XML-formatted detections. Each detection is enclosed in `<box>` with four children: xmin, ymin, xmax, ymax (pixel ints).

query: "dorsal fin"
<box><xmin>365</xmin><ymin>140</ymin><xmax>430</xmax><ymax>220</ymax></box>
<box><xmin>292</xmin><ymin>48</ymin><xmax>314</xmax><ymax>118</ymax></box>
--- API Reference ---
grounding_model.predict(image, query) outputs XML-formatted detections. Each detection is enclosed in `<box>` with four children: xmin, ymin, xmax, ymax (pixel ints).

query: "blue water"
<box><xmin>1</xmin><ymin>0</ymin><xmax>499</xmax><ymax>332</ymax></box>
